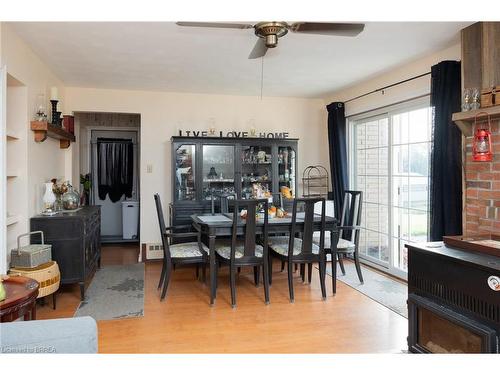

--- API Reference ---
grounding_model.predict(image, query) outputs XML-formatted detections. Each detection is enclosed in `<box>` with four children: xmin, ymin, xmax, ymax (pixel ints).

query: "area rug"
<box><xmin>325</xmin><ymin>261</ymin><xmax>408</xmax><ymax>318</ymax></box>
<box><xmin>74</xmin><ymin>263</ymin><xmax>145</xmax><ymax>321</ymax></box>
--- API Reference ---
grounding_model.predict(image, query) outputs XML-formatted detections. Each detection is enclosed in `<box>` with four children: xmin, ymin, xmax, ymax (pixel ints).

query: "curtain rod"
<box><xmin>344</xmin><ymin>72</ymin><xmax>431</xmax><ymax>104</ymax></box>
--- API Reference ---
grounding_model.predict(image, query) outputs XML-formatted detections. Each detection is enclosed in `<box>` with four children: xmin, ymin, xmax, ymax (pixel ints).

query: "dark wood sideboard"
<box><xmin>30</xmin><ymin>206</ymin><xmax>101</xmax><ymax>300</ymax></box>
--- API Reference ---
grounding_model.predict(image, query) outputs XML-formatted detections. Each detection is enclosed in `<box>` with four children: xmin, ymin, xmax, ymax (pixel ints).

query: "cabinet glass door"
<box><xmin>278</xmin><ymin>146</ymin><xmax>296</xmax><ymax>197</ymax></box>
<box><xmin>202</xmin><ymin>145</ymin><xmax>235</xmax><ymax>200</ymax></box>
<box><xmin>174</xmin><ymin>144</ymin><xmax>196</xmax><ymax>201</ymax></box>
<box><xmin>240</xmin><ymin>144</ymin><xmax>273</xmax><ymax>199</ymax></box>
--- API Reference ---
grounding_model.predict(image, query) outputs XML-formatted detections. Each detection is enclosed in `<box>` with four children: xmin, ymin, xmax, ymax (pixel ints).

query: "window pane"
<box><xmin>409</xmin><ymin>143</ymin><xmax>429</xmax><ymax>176</ymax></box>
<box><xmin>366</xmin><ymin>230</ymin><xmax>380</xmax><ymax>260</ymax></box>
<box><xmin>393</xmin><ymin>177</ymin><xmax>409</xmax><ymax>208</ymax></box>
<box><xmin>365</xmin><ymin>202</ymin><xmax>380</xmax><ymax>233</ymax></box>
<box><xmin>379</xmin><ymin>118</ymin><xmax>389</xmax><ymax>147</ymax></box>
<box><xmin>379</xmin><ymin>147</ymin><xmax>389</xmax><ymax>176</ymax></box>
<box><xmin>366</xmin><ymin>120</ymin><xmax>379</xmax><ymax>148</ymax></box>
<box><xmin>356</xmin><ymin>149</ymin><xmax>366</xmax><ymax>176</ymax></box>
<box><xmin>393</xmin><ymin>207</ymin><xmax>409</xmax><ymax>240</ymax></box>
<box><xmin>409</xmin><ymin>107</ymin><xmax>431</xmax><ymax>143</ymax></box>
<box><xmin>393</xmin><ymin>112</ymin><xmax>409</xmax><ymax>144</ymax></box>
<box><xmin>410</xmin><ymin>209</ymin><xmax>428</xmax><ymax>242</ymax></box>
<box><xmin>379</xmin><ymin>204</ymin><xmax>389</xmax><ymax>234</ymax></box>
<box><xmin>365</xmin><ymin>177</ymin><xmax>380</xmax><ymax>203</ymax></box>
<box><xmin>356</xmin><ymin>175</ymin><xmax>366</xmax><ymax>196</ymax></box>
<box><xmin>380</xmin><ymin>234</ymin><xmax>389</xmax><ymax>263</ymax></box>
<box><xmin>409</xmin><ymin>176</ymin><xmax>428</xmax><ymax>211</ymax></box>
<box><xmin>379</xmin><ymin>177</ymin><xmax>389</xmax><ymax>205</ymax></box>
<box><xmin>356</xmin><ymin>123</ymin><xmax>366</xmax><ymax>149</ymax></box>
<box><xmin>393</xmin><ymin>145</ymin><xmax>409</xmax><ymax>176</ymax></box>
<box><xmin>365</xmin><ymin>148</ymin><xmax>379</xmax><ymax>175</ymax></box>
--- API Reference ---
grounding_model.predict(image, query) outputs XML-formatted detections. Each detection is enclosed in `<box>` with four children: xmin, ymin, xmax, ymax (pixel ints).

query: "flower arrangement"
<box><xmin>51</xmin><ymin>179</ymin><xmax>68</xmax><ymax>211</ymax></box>
<box><xmin>51</xmin><ymin>178</ymin><xmax>68</xmax><ymax>196</ymax></box>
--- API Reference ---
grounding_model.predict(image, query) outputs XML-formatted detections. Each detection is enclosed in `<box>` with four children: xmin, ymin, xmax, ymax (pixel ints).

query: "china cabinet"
<box><xmin>170</xmin><ymin>136</ymin><xmax>298</xmax><ymax>226</ymax></box>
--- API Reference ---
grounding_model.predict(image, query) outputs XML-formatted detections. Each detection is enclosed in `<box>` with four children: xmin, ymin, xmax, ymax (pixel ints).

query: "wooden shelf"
<box><xmin>6</xmin><ymin>131</ymin><xmax>20</xmax><ymax>140</ymax></box>
<box><xmin>452</xmin><ymin>105</ymin><xmax>500</xmax><ymax>136</ymax></box>
<box><xmin>30</xmin><ymin>121</ymin><xmax>75</xmax><ymax>149</ymax></box>
<box><xmin>6</xmin><ymin>215</ymin><xmax>21</xmax><ymax>226</ymax></box>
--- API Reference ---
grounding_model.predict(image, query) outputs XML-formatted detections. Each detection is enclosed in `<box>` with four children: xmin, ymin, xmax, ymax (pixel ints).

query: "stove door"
<box><xmin>408</xmin><ymin>294</ymin><xmax>498</xmax><ymax>353</ymax></box>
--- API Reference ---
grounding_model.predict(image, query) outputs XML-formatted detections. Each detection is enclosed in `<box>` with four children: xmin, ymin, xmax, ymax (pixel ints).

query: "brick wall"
<box><xmin>464</xmin><ymin>118</ymin><xmax>500</xmax><ymax>235</ymax></box>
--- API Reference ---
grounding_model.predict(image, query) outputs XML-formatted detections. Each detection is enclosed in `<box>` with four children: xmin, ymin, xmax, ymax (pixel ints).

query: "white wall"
<box><xmin>65</xmin><ymin>87</ymin><xmax>328</xmax><ymax>246</ymax></box>
<box><xmin>324</xmin><ymin>43</ymin><xmax>461</xmax><ymax>116</ymax></box>
<box><xmin>1</xmin><ymin>23</ymin><xmax>67</xmax><ymax>271</ymax></box>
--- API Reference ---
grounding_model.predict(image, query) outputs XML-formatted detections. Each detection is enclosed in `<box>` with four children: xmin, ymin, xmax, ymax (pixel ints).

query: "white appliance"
<box><xmin>122</xmin><ymin>201</ymin><xmax>139</xmax><ymax>239</ymax></box>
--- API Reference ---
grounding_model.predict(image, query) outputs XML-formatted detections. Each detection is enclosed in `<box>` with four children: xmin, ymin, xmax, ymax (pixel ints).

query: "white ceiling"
<box><xmin>11</xmin><ymin>22</ymin><xmax>471</xmax><ymax>98</ymax></box>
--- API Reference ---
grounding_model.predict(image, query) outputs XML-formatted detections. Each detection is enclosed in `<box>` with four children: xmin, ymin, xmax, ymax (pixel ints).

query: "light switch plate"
<box><xmin>146</xmin><ymin>164</ymin><xmax>153</xmax><ymax>173</ymax></box>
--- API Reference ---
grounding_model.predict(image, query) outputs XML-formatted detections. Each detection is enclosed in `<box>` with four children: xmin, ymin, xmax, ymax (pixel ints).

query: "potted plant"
<box><xmin>80</xmin><ymin>173</ymin><xmax>91</xmax><ymax>206</ymax></box>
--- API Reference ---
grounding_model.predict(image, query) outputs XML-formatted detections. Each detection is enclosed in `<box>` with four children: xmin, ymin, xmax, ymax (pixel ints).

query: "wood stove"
<box><xmin>406</xmin><ymin>242</ymin><xmax>500</xmax><ymax>353</ymax></box>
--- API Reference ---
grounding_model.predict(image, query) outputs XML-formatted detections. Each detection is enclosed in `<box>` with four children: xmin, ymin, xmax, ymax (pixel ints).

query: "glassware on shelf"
<box><xmin>462</xmin><ymin>88</ymin><xmax>472</xmax><ymax>111</ymax></box>
<box><xmin>42</xmin><ymin>182</ymin><xmax>56</xmax><ymax>213</ymax></box>
<box><xmin>62</xmin><ymin>183</ymin><xmax>80</xmax><ymax>210</ymax></box>
<box><xmin>35</xmin><ymin>93</ymin><xmax>48</xmax><ymax>122</ymax></box>
<box><xmin>471</xmin><ymin>88</ymin><xmax>481</xmax><ymax>110</ymax></box>
<box><xmin>202</xmin><ymin>145</ymin><xmax>235</xmax><ymax>200</ymax></box>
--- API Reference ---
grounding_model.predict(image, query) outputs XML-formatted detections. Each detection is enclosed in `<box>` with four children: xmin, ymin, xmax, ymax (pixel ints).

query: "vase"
<box><xmin>43</xmin><ymin>182</ymin><xmax>56</xmax><ymax>211</ymax></box>
<box><xmin>62</xmin><ymin>184</ymin><xmax>80</xmax><ymax>210</ymax></box>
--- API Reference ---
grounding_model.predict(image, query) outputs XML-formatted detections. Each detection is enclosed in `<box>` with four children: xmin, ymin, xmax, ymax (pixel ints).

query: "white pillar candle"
<box><xmin>50</xmin><ymin>86</ymin><xmax>58</xmax><ymax>100</ymax></box>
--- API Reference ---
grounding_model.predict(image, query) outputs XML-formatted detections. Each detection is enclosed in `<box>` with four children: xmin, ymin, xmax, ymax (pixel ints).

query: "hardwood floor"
<box><xmin>36</xmin><ymin>244</ymin><xmax>407</xmax><ymax>353</ymax></box>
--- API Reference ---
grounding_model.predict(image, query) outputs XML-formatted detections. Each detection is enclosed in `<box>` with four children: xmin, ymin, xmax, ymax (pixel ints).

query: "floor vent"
<box><xmin>145</xmin><ymin>243</ymin><xmax>163</xmax><ymax>260</ymax></box>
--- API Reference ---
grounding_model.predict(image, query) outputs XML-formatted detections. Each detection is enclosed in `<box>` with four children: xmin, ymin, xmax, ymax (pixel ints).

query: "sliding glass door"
<box><xmin>351</xmin><ymin>99</ymin><xmax>432</xmax><ymax>277</ymax></box>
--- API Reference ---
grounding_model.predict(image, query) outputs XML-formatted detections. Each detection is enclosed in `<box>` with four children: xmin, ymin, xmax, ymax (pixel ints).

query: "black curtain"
<box><xmin>327</xmin><ymin>102</ymin><xmax>348</xmax><ymax>220</ymax></box>
<box><xmin>97</xmin><ymin>138</ymin><xmax>134</xmax><ymax>203</ymax></box>
<box><xmin>429</xmin><ymin>61</ymin><xmax>463</xmax><ymax>241</ymax></box>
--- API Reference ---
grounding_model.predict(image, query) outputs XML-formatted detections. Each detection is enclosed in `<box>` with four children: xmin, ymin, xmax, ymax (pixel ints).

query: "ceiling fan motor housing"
<box><xmin>255</xmin><ymin>22</ymin><xmax>288</xmax><ymax>48</ymax></box>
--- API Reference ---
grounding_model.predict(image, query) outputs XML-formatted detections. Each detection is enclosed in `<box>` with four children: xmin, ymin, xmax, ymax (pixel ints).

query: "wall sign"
<box><xmin>178</xmin><ymin>129</ymin><xmax>290</xmax><ymax>139</ymax></box>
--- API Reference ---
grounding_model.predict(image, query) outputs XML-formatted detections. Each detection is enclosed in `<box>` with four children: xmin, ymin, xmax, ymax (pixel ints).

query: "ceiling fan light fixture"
<box><xmin>265</xmin><ymin>34</ymin><xmax>278</xmax><ymax>48</ymax></box>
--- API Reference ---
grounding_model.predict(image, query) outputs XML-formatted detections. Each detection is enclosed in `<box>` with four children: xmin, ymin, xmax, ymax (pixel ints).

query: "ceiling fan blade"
<box><xmin>290</xmin><ymin>22</ymin><xmax>365</xmax><ymax>37</ymax></box>
<box><xmin>176</xmin><ymin>22</ymin><xmax>254</xmax><ymax>30</ymax></box>
<box><xmin>248</xmin><ymin>38</ymin><xmax>268</xmax><ymax>59</ymax></box>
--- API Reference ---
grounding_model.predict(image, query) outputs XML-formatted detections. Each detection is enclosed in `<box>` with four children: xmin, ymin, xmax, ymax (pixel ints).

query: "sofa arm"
<box><xmin>0</xmin><ymin>317</ymin><xmax>98</xmax><ymax>354</ymax></box>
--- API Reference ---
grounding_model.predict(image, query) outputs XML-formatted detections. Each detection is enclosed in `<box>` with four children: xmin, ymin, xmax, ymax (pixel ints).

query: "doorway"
<box><xmin>90</xmin><ymin>128</ymin><xmax>140</xmax><ymax>243</ymax></box>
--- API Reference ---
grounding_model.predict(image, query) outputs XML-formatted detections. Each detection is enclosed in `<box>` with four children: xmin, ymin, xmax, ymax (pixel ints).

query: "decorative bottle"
<box><xmin>43</xmin><ymin>182</ymin><xmax>56</xmax><ymax>212</ymax></box>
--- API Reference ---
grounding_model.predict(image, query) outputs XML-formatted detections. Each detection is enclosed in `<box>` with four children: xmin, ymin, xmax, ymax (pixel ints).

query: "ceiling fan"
<box><xmin>176</xmin><ymin>21</ymin><xmax>365</xmax><ymax>59</ymax></box>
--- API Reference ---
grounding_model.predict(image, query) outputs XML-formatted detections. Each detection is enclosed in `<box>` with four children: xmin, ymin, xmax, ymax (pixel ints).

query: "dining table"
<box><xmin>191</xmin><ymin>212</ymin><xmax>338</xmax><ymax>305</ymax></box>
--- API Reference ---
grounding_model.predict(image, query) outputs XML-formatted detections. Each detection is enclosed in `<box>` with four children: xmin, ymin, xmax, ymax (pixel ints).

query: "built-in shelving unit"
<box><xmin>6</xmin><ymin>131</ymin><xmax>20</xmax><ymax>140</ymax></box>
<box><xmin>452</xmin><ymin>105</ymin><xmax>500</xmax><ymax>136</ymax></box>
<box><xmin>6</xmin><ymin>215</ymin><xmax>21</xmax><ymax>226</ymax></box>
<box><xmin>31</xmin><ymin>120</ymin><xmax>76</xmax><ymax>149</ymax></box>
<box><xmin>6</xmin><ymin>73</ymin><xmax>29</xmax><ymax>260</ymax></box>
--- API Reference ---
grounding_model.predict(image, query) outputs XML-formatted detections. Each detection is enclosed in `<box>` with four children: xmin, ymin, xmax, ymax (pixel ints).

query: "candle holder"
<box><xmin>50</xmin><ymin>100</ymin><xmax>59</xmax><ymax>125</ymax></box>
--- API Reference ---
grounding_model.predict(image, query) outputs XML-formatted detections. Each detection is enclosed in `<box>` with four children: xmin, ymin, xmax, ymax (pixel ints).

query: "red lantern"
<box><xmin>472</xmin><ymin>112</ymin><xmax>493</xmax><ymax>162</ymax></box>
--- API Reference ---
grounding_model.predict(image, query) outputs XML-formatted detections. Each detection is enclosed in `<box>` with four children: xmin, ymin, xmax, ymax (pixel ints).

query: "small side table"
<box><xmin>0</xmin><ymin>276</ymin><xmax>39</xmax><ymax>323</ymax></box>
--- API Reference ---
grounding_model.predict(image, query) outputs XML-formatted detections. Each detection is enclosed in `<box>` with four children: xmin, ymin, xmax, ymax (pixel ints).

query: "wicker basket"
<box><xmin>9</xmin><ymin>261</ymin><xmax>60</xmax><ymax>299</ymax></box>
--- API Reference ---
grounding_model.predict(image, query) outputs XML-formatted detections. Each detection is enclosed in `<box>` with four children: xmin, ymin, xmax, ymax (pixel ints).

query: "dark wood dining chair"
<box><xmin>218</xmin><ymin>192</ymin><xmax>237</xmax><ymax>213</ymax></box>
<box><xmin>323</xmin><ymin>190</ymin><xmax>363</xmax><ymax>294</ymax></box>
<box><xmin>154</xmin><ymin>193</ymin><xmax>209</xmax><ymax>301</ymax></box>
<box><xmin>214</xmin><ymin>198</ymin><xmax>270</xmax><ymax>308</ymax></box>
<box><xmin>268</xmin><ymin>197</ymin><xmax>328</xmax><ymax>302</ymax></box>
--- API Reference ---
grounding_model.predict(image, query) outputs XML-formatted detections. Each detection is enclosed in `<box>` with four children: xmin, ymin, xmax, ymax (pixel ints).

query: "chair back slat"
<box><xmin>290</xmin><ymin>197</ymin><xmax>326</xmax><ymax>256</ymax></box>
<box><xmin>340</xmin><ymin>191</ymin><xmax>363</xmax><ymax>241</ymax></box>
<box><xmin>154</xmin><ymin>193</ymin><xmax>171</xmax><ymax>261</ymax></box>
<box><xmin>219</xmin><ymin>192</ymin><xmax>237</xmax><ymax>213</ymax></box>
<box><xmin>230</xmin><ymin>199</ymin><xmax>269</xmax><ymax>259</ymax></box>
